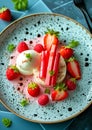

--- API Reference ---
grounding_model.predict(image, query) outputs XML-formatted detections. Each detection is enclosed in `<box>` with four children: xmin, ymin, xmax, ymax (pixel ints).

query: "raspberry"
<box><xmin>17</xmin><ymin>41</ymin><xmax>29</xmax><ymax>53</ymax></box>
<box><xmin>38</xmin><ymin>94</ymin><xmax>49</xmax><ymax>106</ymax></box>
<box><xmin>34</xmin><ymin>44</ymin><xmax>44</xmax><ymax>53</ymax></box>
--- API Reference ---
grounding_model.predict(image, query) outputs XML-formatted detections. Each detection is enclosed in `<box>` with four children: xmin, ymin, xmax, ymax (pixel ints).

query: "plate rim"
<box><xmin>0</xmin><ymin>13</ymin><xmax>92</xmax><ymax>124</ymax></box>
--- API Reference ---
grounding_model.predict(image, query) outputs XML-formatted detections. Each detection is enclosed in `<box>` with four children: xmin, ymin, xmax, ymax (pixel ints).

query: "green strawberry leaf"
<box><xmin>45</xmin><ymin>28</ymin><xmax>60</xmax><ymax>37</ymax></box>
<box><xmin>10</xmin><ymin>65</ymin><xmax>19</xmax><ymax>73</ymax></box>
<box><xmin>28</xmin><ymin>82</ymin><xmax>37</xmax><ymax>89</ymax></box>
<box><xmin>54</xmin><ymin>83</ymin><xmax>67</xmax><ymax>91</ymax></box>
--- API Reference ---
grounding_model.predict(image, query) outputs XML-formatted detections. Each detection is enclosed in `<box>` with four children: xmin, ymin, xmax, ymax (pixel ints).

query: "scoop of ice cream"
<box><xmin>16</xmin><ymin>50</ymin><xmax>40</xmax><ymax>75</ymax></box>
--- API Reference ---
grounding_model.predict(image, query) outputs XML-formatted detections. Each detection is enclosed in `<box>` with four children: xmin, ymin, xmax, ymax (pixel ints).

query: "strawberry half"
<box><xmin>6</xmin><ymin>65</ymin><xmax>20</xmax><ymax>80</ymax></box>
<box><xmin>67</xmin><ymin>57</ymin><xmax>81</xmax><ymax>80</ymax></box>
<box><xmin>66</xmin><ymin>78</ymin><xmax>76</xmax><ymax>90</ymax></box>
<box><xmin>44</xmin><ymin>29</ymin><xmax>59</xmax><ymax>51</ymax></box>
<box><xmin>51</xmin><ymin>83</ymin><xmax>68</xmax><ymax>101</ymax></box>
<box><xmin>0</xmin><ymin>7</ymin><xmax>11</xmax><ymax>21</ymax></box>
<box><xmin>27</xmin><ymin>82</ymin><xmax>40</xmax><ymax>97</ymax></box>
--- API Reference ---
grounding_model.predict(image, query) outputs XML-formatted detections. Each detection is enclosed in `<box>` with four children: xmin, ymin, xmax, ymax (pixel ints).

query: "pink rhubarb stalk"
<box><xmin>51</xmin><ymin>52</ymin><xmax>60</xmax><ymax>86</ymax></box>
<box><xmin>39</xmin><ymin>51</ymin><xmax>48</xmax><ymax>79</ymax></box>
<box><xmin>45</xmin><ymin>44</ymin><xmax>57</xmax><ymax>86</ymax></box>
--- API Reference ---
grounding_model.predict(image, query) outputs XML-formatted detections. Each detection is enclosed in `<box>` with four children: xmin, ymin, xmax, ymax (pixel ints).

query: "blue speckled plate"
<box><xmin>0</xmin><ymin>13</ymin><xmax>92</xmax><ymax>123</ymax></box>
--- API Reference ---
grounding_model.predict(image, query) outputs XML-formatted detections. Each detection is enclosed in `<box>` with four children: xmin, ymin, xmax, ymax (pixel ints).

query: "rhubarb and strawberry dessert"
<box><xmin>6</xmin><ymin>29</ymin><xmax>81</xmax><ymax>106</ymax></box>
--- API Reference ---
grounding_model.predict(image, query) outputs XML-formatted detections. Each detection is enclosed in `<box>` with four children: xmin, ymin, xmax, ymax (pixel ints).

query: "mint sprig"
<box><xmin>68</xmin><ymin>40</ymin><xmax>79</xmax><ymax>48</ymax></box>
<box><xmin>25</xmin><ymin>53</ymin><xmax>32</xmax><ymax>59</ymax></box>
<box><xmin>7</xmin><ymin>44</ymin><xmax>16</xmax><ymax>52</ymax></box>
<box><xmin>20</xmin><ymin>99</ymin><xmax>28</xmax><ymax>107</ymax></box>
<box><xmin>2</xmin><ymin>118</ymin><xmax>12</xmax><ymax>127</ymax></box>
<box><xmin>12</xmin><ymin>0</ymin><xmax>28</xmax><ymax>11</ymax></box>
<box><xmin>49</xmin><ymin>70</ymin><xmax>55</xmax><ymax>76</ymax></box>
<box><xmin>44</xmin><ymin>88</ymin><xmax>50</xmax><ymax>94</ymax></box>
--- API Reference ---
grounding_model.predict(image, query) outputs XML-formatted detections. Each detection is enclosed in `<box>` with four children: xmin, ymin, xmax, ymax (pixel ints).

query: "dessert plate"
<box><xmin>0</xmin><ymin>13</ymin><xmax>92</xmax><ymax>123</ymax></box>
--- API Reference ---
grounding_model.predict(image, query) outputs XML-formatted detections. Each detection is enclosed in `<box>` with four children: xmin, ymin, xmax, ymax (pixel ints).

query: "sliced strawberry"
<box><xmin>17</xmin><ymin>41</ymin><xmax>29</xmax><ymax>53</ymax></box>
<box><xmin>51</xmin><ymin>83</ymin><xmax>68</xmax><ymax>101</ymax></box>
<box><xmin>66</xmin><ymin>78</ymin><xmax>76</xmax><ymax>90</ymax></box>
<box><xmin>60</xmin><ymin>46</ymin><xmax>73</xmax><ymax>59</ymax></box>
<box><xmin>6</xmin><ymin>65</ymin><xmax>20</xmax><ymax>80</ymax></box>
<box><xmin>27</xmin><ymin>82</ymin><xmax>40</xmax><ymax>97</ymax></box>
<box><xmin>0</xmin><ymin>7</ymin><xmax>11</xmax><ymax>21</ymax></box>
<box><xmin>67</xmin><ymin>57</ymin><xmax>81</xmax><ymax>80</ymax></box>
<box><xmin>38</xmin><ymin>94</ymin><xmax>49</xmax><ymax>106</ymax></box>
<box><xmin>44</xmin><ymin>29</ymin><xmax>59</xmax><ymax>51</ymax></box>
<box><xmin>34</xmin><ymin>44</ymin><xmax>44</xmax><ymax>53</ymax></box>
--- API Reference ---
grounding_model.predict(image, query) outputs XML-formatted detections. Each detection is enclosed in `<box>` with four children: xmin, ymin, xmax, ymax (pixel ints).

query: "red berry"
<box><xmin>60</xmin><ymin>46</ymin><xmax>73</xmax><ymax>59</ymax></box>
<box><xmin>34</xmin><ymin>44</ymin><xmax>44</xmax><ymax>53</ymax></box>
<box><xmin>0</xmin><ymin>7</ymin><xmax>11</xmax><ymax>21</ymax></box>
<box><xmin>67</xmin><ymin>58</ymin><xmax>81</xmax><ymax>79</ymax></box>
<box><xmin>27</xmin><ymin>82</ymin><xmax>40</xmax><ymax>97</ymax></box>
<box><xmin>6</xmin><ymin>66</ymin><xmax>20</xmax><ymax>80</ymax></box>
<box><xmin>38</xmin><ymin>94</ymin><xmax>49</xmax><ymax>106</ymax></box>
<box><xmin>66</xmin><ymin>78</ymin><xmax>76</xmax><ymax>90</ymax></box>
<box><xmin>17</xmin><ymin>41</ymin><xmax>29</xmax><ymax>53</ymax></box>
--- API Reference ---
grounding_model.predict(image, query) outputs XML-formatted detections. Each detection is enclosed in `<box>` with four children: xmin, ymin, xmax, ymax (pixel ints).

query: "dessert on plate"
<box><xmin>6</xmin><ymin>29</ymin><xmax>81</xmax><ymax>106</ymax></box>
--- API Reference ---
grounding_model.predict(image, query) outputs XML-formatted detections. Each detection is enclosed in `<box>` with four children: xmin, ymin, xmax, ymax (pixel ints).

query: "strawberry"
<box><xmin>34</xmin><ymin>44</ymin><xmax>44</xmax><ymax>53</ymax></box>
<box><xmin>38</xmin><ymin>94</ymin><xmax>49</xmax><ymax>106</ymax></box>
<box><xmin>27</xmin><ymin>82</ymin><xmax>40</xmax><ymax>97</ymax></box>
<box><xmin>0</xmin><ymin>7</ymin><xmax>11</xmax><ymax>21</ymax></box>
<box><xmin>60</xmin><ymin>40</ymin><xmax>79</xmax><ymax>59</ymax></box>
<box><xmin>66</xmin><ymin>78</ymin><xmax>76</xmax><ymax>90</ymax></box>
<box><xmin>51</xmin><ymin>83</ymin><xmax>68</xmax><ymax>101</ymax></box>
<box><xmin>17</xmin><ymin>41</ymin><xmax>29</xmax><ymax>53</ymax></box>
<box><xmin>67</xmin><ymin>57</ymin><xmax>81</xmax><ymax>80</ymax></box>
<box><xmin>60</xmin><ymin>46</ymin><xmax>73</xmax><ymax>59</ymax></box>
<box><xmin>44</xmin><ymin>29</ymin><xmax>59</xmax><ymax>51</ymax></box>
<box><xmin>6</xmin><ymin>65</ymin><xmax>20</xmax><ymax>80</ymax></box>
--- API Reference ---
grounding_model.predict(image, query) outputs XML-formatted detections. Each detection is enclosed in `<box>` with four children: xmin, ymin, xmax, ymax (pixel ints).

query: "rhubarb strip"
<box><xmin>45</xmin><ymin>44</ymin><xmax>57</xmax><ymax>86</ymax></box>
<box><xmin>39</xmin><ymin>51</ymin><xmax>48</xmax><ymax>79</ymax></box>
<box><xmin>51</xmin><ymin>52</ymin><xmax>60</xmax><ymax>86</ymax></box>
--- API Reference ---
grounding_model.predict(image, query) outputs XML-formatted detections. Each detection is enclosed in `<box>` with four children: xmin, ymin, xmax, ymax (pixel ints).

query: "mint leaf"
<box><xmin>12</xmin><ymin>0</ymin><xmax>28</xmax><ymax>10</ymax></box>
<box><xmin>49</xmin><ymin>70</ymin><xmax>55</xmax><ymax>76</ymax></box>
<box><xmin>45</xmin><ymin>88</ymin><xmax>50</xmax><ymax>94</ymax></box>
<box><xmin>25</xmin><ymin>53</ymin><xmax>32</xmax><ymax>59</ymax></box>
<box><xmin>7</xmin><ymin>44</ymin><xmax>16</xmax><ymax>52</ymax></box>
<box><xmin>2</xmin><ymin>118</ymin><xmax>12</xmax><ymax>127</ymax></box>
<box><xmin>68</xmin><ymin>40</ymin><xmax>79</xmax><ymax>48</ymax></box>
<box><xmin>20</xmin><ymin>99</ymin><xmax>28</xmax><ymax>107</ymax></box>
